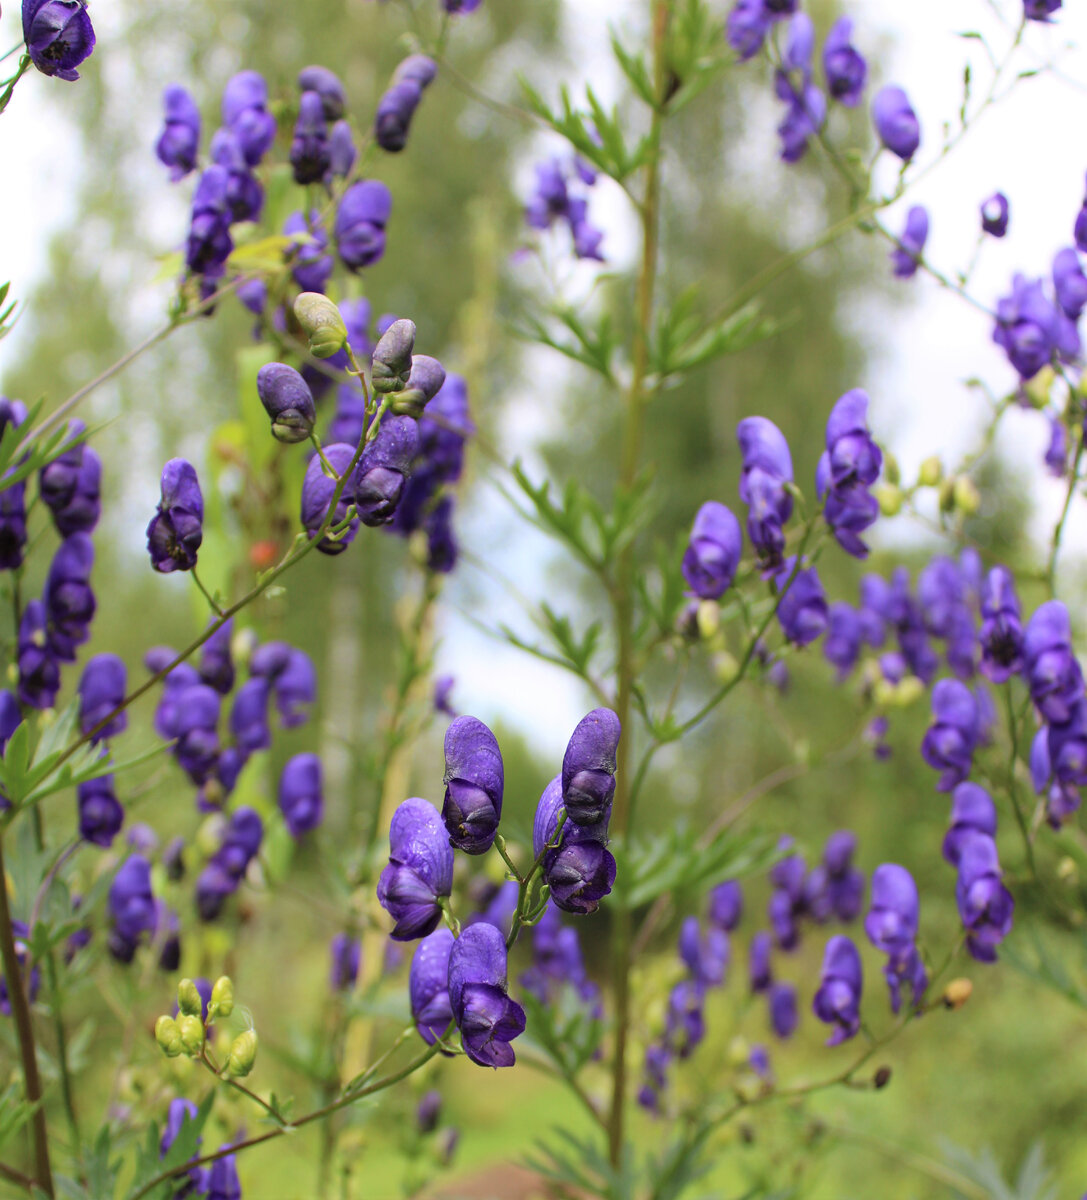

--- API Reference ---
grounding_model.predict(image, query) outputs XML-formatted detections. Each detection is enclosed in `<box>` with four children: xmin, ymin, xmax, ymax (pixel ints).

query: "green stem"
<box><xmin>493</xmin><ymin>836</ymin><xmax>523</xmax><ymax>883</ymax></box>
<box><xmin>0</xmin><ymin>837</ymin><xmax>53</xmax><ymax>1196</ymax></box>
<box><xmin>191</xmin><ymin>566</ymin><xmax>224</xmax><ymax>617</ymax></box>
<box><xmin>1047</xmin><ymin>431</ymin><xmax>1083</xmax><ymax>596</ymax></box>
<box><xmin>0</xmin><ymin>56</ymin><xmax>30</xmax><ymax>117</ymax></box>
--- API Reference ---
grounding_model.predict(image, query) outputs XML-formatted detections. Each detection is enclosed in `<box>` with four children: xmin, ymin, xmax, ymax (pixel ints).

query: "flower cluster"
<box><xmin>524</xmin><ymin>154</ymin><xmax>606</xmax><ymax>261</ymax></box>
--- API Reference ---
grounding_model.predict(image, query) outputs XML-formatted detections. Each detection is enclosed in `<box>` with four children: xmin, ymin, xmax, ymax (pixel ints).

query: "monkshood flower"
<box><xmin>17</xmin><ymin>601</ymin><xmax>60</xmax><ymax>709</ymax></box>
<box><xmin>184</xmin><ymin>165</ymin><xmax>233</xmax><ymax>276</ymax></box>
<box><xmin>257</xmin><ymin>363</ymin><xmax>317</xmax><ymax>445</ymax></box>
<box><xmin>1047</xmin><ymin>698</ymin><xmax>1087</xmax><ymax>790</ymax></box>
<box><xmin>816</xmin><ymin>389</ymin><xmax>881</xmax><ymax>556</ymax></box>
<box><xmin>291</xmin><ymin>90</ymin><xmax>331</xmax><ymax>184</ymax></box>
<box><xmin>145</xmin><ymin>651</ymin><xmax>198</xmax><ymax>737</ymax></box>
<box><xmin>993</xmin><ymin>274</ymin><xmax>1076</xmax><ymax>380</ymax></box>
<box><xmin>222</xmin><ymin>70</ymin><xmax>276</xmax><ymax>166</ymax></box>
<box><xmin>208</xmin><ymin>129</ymin><xmax>263</xmax><ymax>224</ymax></box>
<box><xmin>230</xmin><ymin>678</ymin><xmax>270</xmax><ymax>755</ymax></box>
<box><xmin>749</xmin><ymin>930</ymin><xmax>773</xmax><ymax>993</ymax></box>
<box><xmin>159</xmin><ymin>1098</ymin><xmax>208</xmax><ymax>1197</ymax></box>
<box><xmin>979</xmin><ymin>566</ymin><xmax>1024</xmax><ymax>683</ymax></box>
<box><xmin>678</xmin><ymin>917</ymin><xmax>729</xmax><ymax>987</ymax></box>
<box><xmin>0</xmin><ymin>922</ymin><xmax>40</xmax><ymax>1016</ymax></box>
<box><xmin>664</xmin><ymin>982</ymin><xmax>707</xmax><ymax>1060</ymax></box>
<box><xmin>1024</xmin><ymin>0</ymin><xmax>1061</xmax><ymax>19</ymax></box>
<box><xmin>43</xmin><ymin>534</ymin><xmax>96</xmax><ymax>657</ymax></box>
<box><xmin>328</xmin><ymin>388</ymin><xmax>367</xmax><ymax>448</ymax></box>
<box><xmin>769</xmin><ymin>981</ymin><xmax>797</xmax><ymax>1038</ymax></box>
<box><xmin>442</xmin><ymin>716</ymin><xmax>503</xmax><ymax>854</ymax></box>
<box><xmin>22</xmin><ymin>0</ymin><xmax>95</xmax><ymax>81</ymax></box>
<box><xmin>943</xmin><ymin>782</ymin><xmax>997</xmax><ymax>867</ymax></box>
<box><xmin>198</xmin><ymin>618</ymin><xmax>234</xmax><ymax>695</ymax></box>
<box><xmin>872</xmin><ymin>85</ymin><xmax>920</xmax><ymax>161</ymax></box>
<box><xmin>371</xmin><ymin>319</ymin><xmax>416</xmax><ymax>394</ymax></box>
<box><xmin>520</xmin><ymin>903</ymin><xmax>602</xmax><ymax>1012</ymax></box>
<box><xmin>300</xmin><ymin>442</ymin><xmax>359</xmax><ymax>554</ymax></box>
<box><xmin>945</xmin><ymin>605</ymin><xmax>978</xmax><ymax>680</ymax></box>
<box><xmin>804</xmin><ymin>830</ymin><xmax>864</xmax><ymax>922</ymax></box>
<box><xmin>392</xmin><ymin>354</ymin><xmax>447</xmax><ymax>416</ymax></box>
<box><xmin>297</xmin><ymin>65</ymin><xmax>346</xmax><ymax>119</ymax></box>
<box><xmin>375</xmin><ymin>54</ymin><xmax>438</xmax><ymax>153</ymax></box>
<box><xmin>378</xmin><ymin>798</ymin><xmax>454</xmax><ymax>940</ymax></box>
<box><xmin>284</xmin><ymin>211</ymin><xmax>334</xmax><ymax>294</ymax></box>
<box><xmin>335</xmin><ymin>180</ymin><xmax>392</xmax><ymax>271</ymax></box>
<box><xmin>206</xmin><ymin>1152</ymin><xmax>240</xmax><ymax>1200</ymax></box>
<box><xmin>355</xmin><ymin>416</ymin><xmax>420</xmax><ymax>526</ymax></box>
<box><xmin>1045</xmin><ymin>418</ymin><xmax>1068</xmax><ymax>477</ymax></box>
<box><xmin>448</xmin><ymin>922</ymin><xmax>526</xmax><ymax>1067</ymax></box>
<box><xmin>39</xmin><ymin>419</ymin><xmax>85</xmax><ymax>516</ymax></box>
<box><xmin>1030</xmin><ymin>728</ymin><xmax>1081</xmax><ymax>826</ymax></box>
<box><xmin>426</xmin><ymin>496</ymin><xmax>458</xmax><ymax>573</ymax></box>
<box><xmin>0</xmin><ymin>692</ymin><xmax>21</xmax><ymax>759</ymax></box>
<box><xmin>956</xmin><ymin>832</ymin><xmax>1014</xmax><ymax>962</ymax></box>
<box><xmin>174</xmin><ymin>684</ymin><xmax>221</xmax><ymax>784</ymax></box>
<box><xmin>823</xmin><ymin>17</ymin><xmax>866</xmax><ymax>106</ymax></box>
<box><xmin>774</xmin><ymin>557</ymin><xmax>828</xmax><ymax>646</ymax></box>
<box><xmin>0</xmin><ymin>475</ymin><xmax>27</xmax><ymax>571</ymax></box>
<box><xmin>890</xmin><ymin>206</ymin><xmax>928</xmax><ymax>279</ymax></box>
<box><xmin>148</xmin><ymin>459</ymin><xmax>203</xmax><ymax>572</ymax></box>
<box><xmin>562</xmin><ymin>707</ymin><xmax>621</xmax><ymax>826</ymax></box>
<box><xmin>214</xmin><ymin>808</ymin><xmax>263</xmax><ymax>884</ymax></box>
<box><xmin>417</xmin><ymin>1091</ymin><xmax>442</xmax><ymax>1136</ymax></box>
<box><xmin>812</xmin><ymin>934</ymin><xmax>862</xmax><ymax>1045</ymax></box>
<box><xmin>1023</xmin><ymin>600</ymin><xmax>1084</xmax><ymax>724</ymax></box>
<box><xmin>726</xmin><ymin>0</ymin><xmax>770</xmax><ymax>61</ymax></box>
<box><xmin>524</xmin><ymin>158</ymin><xmax>606</xmax><ymax>262</ymax></box>
<box><xmin>858</xmin><ymin>574</ymin><xmax>890</xmax><ymax>646</ymax></box>
<box><xmin>980</xmin><ymin>191</ymin><xmax>1009</xmax><ymax>237</ymax></box>
<box><xmin>77</xmin><ymin>775</ymin><xmax>123</xmax><ymax>847</ymax></box>
<box><xmin>249</xmin><ymin>641</ymin><xmax>317</xmax><ymax>727</ymax></box>
<box><xmin>444</xmin><ymin>0</ymin><xmax>482</xmax><ymax>11</ymax></box>
<box><xmin>681</xmin><ymin>501</ymin><xmax>742</xmax><ymax>599</ymax></box>
<box><xmin>737</xmin><ymin>416</ymin><xmax>793</xmax><ymax>572</ymax></box>
<box><xmin>156</xmin><ymin>86</ymin><xmax>201</xmax><ymax>180</ymax></box>
<box><xmin>1053</xmin><ymin>247</ymin><xmax>1087</xmax><ymax>319</ymax></box>
<box><xmin>329</xmin><ymin>120</ymin><xmax>356</xmax><ymax>180</ymax></box>
<box><xmin>410</xmin><ymin>928</ymin><xmax>454</xmax><ymax>1045</ymax></box>
<box><xmin>108</xmin><ymin>855</ymin><xmax>156</xmax><ymax>962</ymax></box>
<box><xmin>921</xmin><ymin>678</ymin><xmax>979</xmax><ymax>791</ymax></box>
<box><xmin>78</xmin><ymin>653</ymin><xmax>127</xmax><ymax>741</ymax></box>
<box><xmin>865</xmin><ymin>864</ymin><xmax>927</xmax><ymax>1013</ymax></box>
<box><xmin>279</xmin><ymin>753</ymin><xmax>323</xmax><ymax>837</ymax></box>
<box><xmin>708</xmin><ymin>880</ymin><xmax>743</xmax><ymax>931</ymax></box>
<box><xmin>824</xmin><ymin>603</ymin><xmax>862</xmax><ymax>679</ymax></box>
<box><xmin>918</xmin><ymin>557</ymin><xmax>965</xmax><ymax>640</ymax></box>
<box><xmin>329</xmin><ymin>933</ymin><xmax>361</xmax><ymax>992</ymax></box>
<box><xmin>774</xmin><ymin>14</ymin><xmax>825</xmax><ymax>164</ymax></box>
<box><xmin>468</xmin><ymin>881</ymin><xmax>519</xmax><ymax>937</ymax></box>
<box><xmin>637</xmin><ymin>1044</ymin><xmax>671</xmax><ymax>1113</ymax></box>
<box><xmin>534</xmin><ymin>776</ymin><xmax>616</xmax><ymax>915</ymax></box>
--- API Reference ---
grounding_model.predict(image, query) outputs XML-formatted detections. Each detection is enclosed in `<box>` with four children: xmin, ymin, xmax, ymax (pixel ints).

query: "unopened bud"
<box><xmin>873</xmin><ymin>679</ymin><xmax>896</xmax><ymax>708</ymax></box>
<box><xmin>882</xmin><ymin>451</ymin><xmax>900</xmax><ymax>486</ymax></box>
<box><xmin>895</xmin><ymin>676</ymin><xmax>924</xmax><ymax>708</ymax></box>
<box><xmin>179</xmin><ymin>1014</ymin><xmax>205</xmax><ymax>1056</ymax></box>
<box><xmin>873</xmin><ymin>1065</ymin><xmax>892</xmax><ymax>1089</ymax></box>
<box><xmin>210</xmin><ymin>976</ymin><xmax>235</xmax><ymax>1020</ymax></box>
<box><xmin>226</xmin><ymin>1029</ymin><xmax>259</xmax><ymax>1077</ymax></box>
<box><xmin>177</xmin><ymin>978</ymin><xmax>203</xmax><ymax>1019</ymax></box>
<box><xmin>256</xmin><ymin>362</ymin><xmax>317</xmax><ymax>444</ymax></box>
<box><xmin>371</xmin><ymin>319</ymin><xmax>417</xmax><ymax>394</ymax></box>
<box><xmin>953</xmin><ymin>476</ymin><xmax>980</xmax><ymax>515</ymax></box>
<box><xmin>713</xmin><ymin>651</ymin><xmax>739</xmax><ymax>685</ymax></box>
<box><xmin>390</xmin><ymin>354</ymin><xmax>446</xmax><ymax>416</ymax></box>
<box><xmin>938</xmin><ymin>478</ymin><xmax>956</xmax><ymax>513</ymax></box>
<box><xmin>155</xmin><ymin>1015</ymin><xmax>184</xmax><ymax>1057</ymax></box>
<box><xmin>1058</xmin><ymin>855</ymin><xmax>1078</xmax><ymax>884</ymax></box>
<box><xmin>1024</xmin><ymin>366</ymin><xmax>1054</xmax><ymax>408</ymax></box>
<box><xmin>943</xmin><ymin>978</ymin><xmax>973</xmax><ymax>1009</ymax></box>
<box><xmin>726</xmin><ymin>1036</ymin><xmax>750</xmax><ymax>1068</ymax></box>
<box><xmin>917</xmin><ymin>456</ymin><xmax>943</xmax><ymax>487</ymax></box>
<box><xmin>696</xmin><ymin>599</ymin><xmax>720</xmax><ymax>640</ymax></box>
<box><xmin>875</xmin><ymin>484</ymin><xmax>902</xmax><ymax>517</ymax></box>
<box><xmin>294</xmin><ymin>292</ymin><xmax>348</xmax><ymax>359</ymax></box>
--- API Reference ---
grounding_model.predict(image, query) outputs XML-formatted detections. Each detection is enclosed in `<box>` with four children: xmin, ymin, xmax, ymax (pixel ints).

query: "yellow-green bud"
<box><xmin>938</xmin><ymin>478</ymin><xmax>956</xmax><ymax>513</ymax></box>
<box><xmin>895</xmin><ymin>676</ymin><xmax>925</xmax><ymax>708</ymax></box>
<box><xmin>226</xmin><ymin>1030</ymin><xmax>259</xmax><ymax>1078</ymax></box>
<box><xmin>882</xmin><ymin>451</ymin><xmax>900</xmax><ymax>486</ymax></box>
<box><xmin>726</xmin><ymin>1036</ymin><xmax>750</xmax><ymax>1068</ymax></box>
<box><xmin>293</xmin><ymin>292</ymin><xmax>348</xmax><ymax>359</ymax></box>
<box><xmin>1057</xmin><ymin>855</ymin><xmax>1078</xmax><ymax>884</ymax></box>
<box><xmin>177</xmin><ymin>978</ymin><xmax>203</xmax><ymax>1019</ymax></box>
<box><xmin>155</xmin><ymin>1015</ymin><xmax>184</xmax><ymax>1058</ymax></box>
<box><xmin>210</xmin><ymin>976</ymin><xmax>235</xmax><ymax>1020</ymax></box>
<box><xmin>178</xmin><ymin>1014</ymin><xmax>205</xmax><ymax>1056</ymax></box>
<box><xmin>696</xmin><ymin>600</ymin><xmax>720</xmax><ymax>640</ymax></box>
<box><xmin>713</xmin><ymin>651</ymin><xmax>739</xmax><ymax>685</ymax></box>
<box><xmin>873</xmin><ymin>679</ymin><xmax>896</xmax><ymax>708</ymax></box>
<box><xmin>875</xmin><ymin>484</ymin><xmax>902</xmax><ymax>517</ymax></box>
<box><xmin>1025</xmin><ymin>366</ymin><xmax>1054</xmax><ymax>408</ymax></box>
<box><xmin>943</xmin><ymin>978</ymin><xmax>972</xmax><ymax>1009</ymax></box>
<box><xmin>953</xmin><ymin>476</ymin><xmax>980</xmax><ymax>515</ymax></box>
<box><xmin>918</xmin><ymin>456</ymin><xmax>943</xmax><ymax>487</ymax></box>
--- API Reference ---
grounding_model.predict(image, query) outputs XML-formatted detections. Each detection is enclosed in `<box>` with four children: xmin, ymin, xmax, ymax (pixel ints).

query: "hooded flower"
<box><xmin>442</xmin><ymin>716</ymin><xmax>504</xmax><ymax>854</ymax></box>
<box><xmin>823</xmin><ymin>17</ymin><xmax>866</xmax><ymax>106</ymax></box>
<box><xmin>77</xmin><ymin>775</ymin><xmax>123</xmax><ymax>847</ymax></box>
<box><xmin>737</xmin><ymin>416</ymin><xmax>793</xmax><ymax>572</ymax></box>
<box><xmin>955</xmin><ymin>832</ymin><xmax>1014</xmax><ymax>962</ymax></box>
<box><xmin>156</xmin><ymin>86</ymin><xmax>201</xmax><ymax>180</ymax></box>
<box><xmin>890</xmin><ymin>205</ymin><xmax>928</xmax><ymax>279</ymax></box>
<box><xmin>993</xmin><ymin>274</ymin><xmax>1076</xmax><ymax>380</ymax></box>
<box><xmin>708</xmin><ymin>880</ymin><xmax>743</xmax><ymax>931</ymax></box>
<box><xmin>980</xmin><ymin>191</ymin><xmax>1009</xmax><ymax>238</ymax></box>
<box><xmin>979</xmin><ymin>566</ymin><xmax>1023</xmax><ymax>683</ymax></box>
<box><xmin>257</xmin><ymin>363</ymin><xmax>317</xmax><ymax>445</ymax></box>
<box><xmin>561</xmin><ymin>708</ymin><xmax>621</xmax><ymax>826</ymax></box>
<box><xmin>864</xmin><ymin>863</ymin><xmax>927</xmax><ymax>1013</ymax></box>
<box><xmin>448</xmin><ymin>923</ymin><xmax>526</xmax><ymax>1067</ymax></box>
<box><xmin>375</xmin><ymin>55</ymin><xmax>438</xmax><ymax>153</ymax></box>
<box><xmin>300</xmin><ymin>442</ymin><xmax>359</xmax><ymax>554</ymax></box>
<box><xmin>773</xmin><ymin>14</ymin><xmax>825</xmax><ymax>163</ymax></box>
<box><xmin>22</xmin><ymin>0</ymin><xmax>95</xmax><ymax>81</ymax></box>
<box><xmin>221</xmin><ymin>70</ymin><xmax>277</xmax><ymax>166</ymax></box>
<box><xmin>943</xmin><ymin>782</ymin><xmax>997</xmax><ymax>867</ymax></box>
<box><xmin>354</xmin><ymin>415</ymin><xmax>420</xmax><ymax>526</ymax></box>
<box><xmin>726</xmin><ymin>0</ymin><xmax>770</xmax><ymax>60</ymax></box>
<box><xmin>872</xmin><ymin>85</ymin><xmax>920</xmax><ymax>161</ymax></box>
<box><xmin>78</xmin><ymin>653</ymin><xmax>127</xmax><ymax>742</ymax></box>
<box><xmin>534</xmin><ymin>776</ymin><xmax>616</xmax><ymax>915</ymax></box>
<box><xmin>1023</xmin><ymin>600</ymin><xmax>1084</xmax><ymax>724</ymax></box>
<box><xmin>284</xmin><ymin>210</ymin><xmax>333</xmax><ymax>294</ymax></box>
<box><xmin>410</xmin><ymin>927</ymin><xmax>455</xmax><ymax>1046</ymax></box>
<box><xmin>921</xmin><ymin>678</ymin><xmax>979</xmax><ymax>791</ymax></box>
<box><xmin>290</xmin><ymin>90</ymin><xmax>331</xmax><ymax>184</ymax></box>
<box><xmin>335</xmin><ymin>180</ymin><xmax>392</xmax><ymax>272</ymax></box>
<box><xmin>377</xmin><ymin>798</ymin><xmax>455</xmax><ymax>940</ymax></box>
<box><xmin>147</xmin><ymin>459</ymin><xmax>204</xmax><ymax>573</ymax></box>
<box><xmin>249</xmin><ymin>641</ymin><xmax>317</xmax><ymax>727</ymax></box>
<box><xmin>329</xmin><ymin>933</ymin><xmax>361</xmax><ymax>992</ymax></box>
<box><xmin>812</xmin><ymin>934</ymin><xmax>862</xmax><ymax>1044</ymax></box>
<box><xmin>1053</xmin><ymin>248</ymin><xmax>1087</xmax><ymax>320</ymax></box>
<box><xmin>279</xmin><ymin>753</ymin><xmax>324</xmax><ymax>837</ymax></box>
<box><xmin>774</xmin><ymin>557</ymin><xmax>828</xmax><ymax>646</ymax></box>
<box><xmin>682</xmin><ymin>502</ymin><xmax>743</xmax><ymax>599</ymax></box>
<box><xmin>769</xmin><ymin>981</ymin><xmax>798</xmax><ymax>1038</ymax></box>
<box><xmin>749</xmin><ymin>930</ymin><xmax>773</xmax><ymax>993</ymax></box>
<box><xmin>678</xmin><ymin>916</ymin><xmax>730</xmax><ymax>987</ymax></box>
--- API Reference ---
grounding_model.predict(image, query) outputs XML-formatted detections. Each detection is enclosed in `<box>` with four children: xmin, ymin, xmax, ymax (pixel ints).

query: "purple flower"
<box><xmin>424</xmin><ymin>496</ymin><xmax>458</xmax><ymax>573</ymax></box>
<box><xmin>943</xmin><ymin>782</ymin><xmax>997</xmax><ymax>867</ymax></box>
<box><xmin>1046</xmin><ymin>418</ymin><xmax>1068</xmax><ymax>478</ymax></box>
<box><xmin>448</xmin><ymin>923</ymin><xmax>526</xmax><ymax>1068</ymax></box>
<box><xmin>864</xmin><ymin>863</ymin><xmax>918</xmax><ymax>960</ymax></box>
<box><xmin>823</xmin><ymin>603</ymin><xmax>862</xmax><ymax>679</ymax></box>
<box><xmin>1047</xmin><ymin>698</ymin><xmax>1087</xmax><ymax>790</ymax></box>
<box><xmin>77</xmin><ymin>775</ymin><xmax>123</xmax><ymax>847</ymax></box>
<box><xmin>1053</xmin><ymin>248</ymin><xmax>1087</xmax><ymax>319</ymax></box>
<box><xmin>708</xmin><ymin>880</ymin><xmax>743</xmax><ymax>931</ymax></box>
<box><xmin>198</xmin><ymin>619</ymin><xmax>234</xmax><ymax>695</ymax></box>
<box><xmin>773</xmin><ymin>16</ymin><xmax>825</xmax><ymax>163</ymax></box>
<box><xmin>283</xmin><ymin>210</ymin><xmax>334</xmax><ymax>295</ymax></box>
<box><xmin>769</xmin><ymin>981</ymin><xmax>797</xmax><ymax>1038</ymax></box>
<box><xmin>147</xmin><ymin>459</ymin><xmax>204</xmax><ymax>573</ymax></box>
<box><xmin>42</xmin><ymin>533</ymin><xmax>95</xmax><ymax>661</ymax></box>
<box><xmin>468</xmin><ymin>880</ymin><xmax>519</xmax><ymax>938</ymax></box>
<box><xmin>335</xmin><ymin>180</ymin><xmax>392</xmax><ymax>271</ymax></box>
<box><xmin>209</xmin><ymin>128</ymin><xmax>264</xmax><ymax>224</ymax></box>
<box><xmin>297</xmin><ymin>65</ymin><xmax>346</xmax><ymax>120</ymax></box>
<box><xmin>819</xmin><ymin>830</ymin><xmax>865</xmax><ymax>921</ymax></box>
<box><xmin>108</xmin><ymin>855</ymin><xmax>156</xmax><ymax>961</ymax></box>
<box><xmin>156</xmin><ymin>86</ymin><xmax>201</xmax><ymax>180</ymax></box>
<box><xmin>279</xmin><ymin>753</ymin><xmax>324</xmax><ymax>837</ymax></box>
<box><xmin>229</xmin><ymin>678</ymin><xmax>270</xmax><ymax>755</ymax></box>
<box><xmin>681</xmin><ymin>502</ymin><xmax>742</xmax><ymax>599</ymax></box>
<box><xmin>956</xmin><ymin>833</ymin><xmax>1014</xmax><ymax>962</ymax></box>
<box><xmin>993</xmin><ymin>274</ymin><xmax>1074</xmax><ymax>380</ymax></box>
<box><xmin>17</xmin><ymin>601</ymin><xmax>60</xmax><ymax>709</ymax></box>
<box><xmin>921</xmin><ymin>678</ymin><xmax>979</xmax><ymax>791</ymax></box>
<box><xmin>444</xmin><ymin>0</ymin><xmax>483</xmax><ymax>11</ymax></box>
<box><xmin>561</xmin><ymin>708</ymin><xmax>621</xmax><ymax>826</ymax></box>
<box><xmin>726</xmin><ymin>0</ymin><xmax>770</xmax><ymax>61</ymax></box>
<box><xmin>22</xmin><ymin>0</ymin><xmax>95</xmax><ymax>81</ymax></box>
<box><xmin>815</xmin><ymin>389</ymin><xmax>882</xmax><ymax>556</ymax></box>
<box><xmin>257</xmin><ymin>363</ymin><xmax>317</xmax><ymax>445</ymax></box>
<box><xmin>520</xmin><ymin>902</ymin><xmax>601</xmax><ymax>1012</ymax></box>
<box><xmin>1023</xmin><ymin>600</ymin><xmax>1084</xmax><ymax>724</ymax></box>
<box><xmin>442</xmin><ymin>716</ymin><xmax>504</xmax><ymax>854</ymax></box>
<box><xmin>534</xmin><ymin>776</ymin><xmax>616</xmax><ymax>915</ymax></box>
<box><xmin>300</xmin><ymin>442</ymin><xmax>359</xmax><ymax>554</ymax></box>
<box><xmin>1024</xmin><ymin>0</ymin><xmax>1061</xmax><ymax>20</ymax></box>
<box><xmin>812</xmin><ymin>934</ymin><xmax>862</xmax><ymax>1045</ymax></box>
<box><xmin>0</xmin><ymin>922</ymin><xmax>39</xmax><ymax>1014</ymax></box>
<box><xmin>774</xmin><ymin>557</ymin><xmax>828</xmax><ymax>646</ymax></box>
<box><xmin>222</xmin><ymin>70</ymin><xmax>276</xmax><ymax>166</ymax></box>
<box><xmin>185</xmin><ymin>166</ymin><xmax>233</xmax><ymax>277</ymax></box>
<box><xmin>887</xmin><ymin>206</ymin><xmax>929</xmax><ymax>282</ymax></box>
<box><xmin>749</xmin><ymin>930</ymin><xmax>773</xmax><ymax>992</ymax></box>
<box><xmin>375</xmin><ymin>55</ymin><xmax>437</xmax><ymax>153</ymax></box>
<box><xmin>823</xmin><ymin>17</ymin><xmax>866</xmax><ymax>106</ymax></box>
<box><xmin>329</xmin><ymin>120</ymin><xmax>357</xmax><ymax>180</ymax></box>
<box><xmin>355</xmin><ymin>415</ymin><xmax>420</xmax><ymax>526</ymax></box>
<box><xmin>173</xmin><ymin>684</ymin><xmax>221</xmax><ymax>784</ymax></box>
<box><xmin>872</xmin><ymin>85</ymin><xmax>920</xmax><ymax>161</ymax></box>
<box><xmin>917</xmin><ymin>557</ymin><xmax>965</xmax><ymax>639</ymax></box>
<box><xmin>0</xmin><ymin>464</ymin><xmax>27</xmax><ymax>570</ymax></box>
<box><xmin>416</xmin><ymin>1090</ymin><xmax>442</xmax><ymax>1134</ymax></box>
<box><xmin>78</xmin><ymin>653</ymin><xmax>126</xmax><ymax>742</ymax></box>
<box><xmin>665</xmin><ymin>980</ymin><xmax>706</xmax><ymax>1058</ymax></box>
<box><xmin>329</xmin><ymin>933</ymin><xmax>361</xmax><ymax>992</ymax></box>
<box><xmin>979</xmin><ymin>566</ymin><xmax>1023</xmax><ymax>683</ymax></box>
<box><xmin>249</xmin><ymin>642</ymin><xmax>317</xmax><ymax>727</ymax></box>
<box><xmin>980</xmin><ymin>191</ymin><xmax>1009</xmax><ymax>238</ymax></box>
<box><xmin>291</xmin><ymin>90</ymin><xmax>331</xmax><ymax>184</ymax></box>
<box><xmin>678</xmin><ymin>917</ymin><xmax>729</xmax><ymax>987</ymax></box>
<box><xmin>737</xmin><ymin>416</ymin><xmax>793</xmax><ymax>572</ymax></box>
<box><xmin>206</xmin><ymin>1152</ymin><xmax>240</xmax><ymax>1200</ymax></box>
<box><xmin>377</xmin><ymin>798</ymin><xmax>454</xmax><ymax>940</ymax></box>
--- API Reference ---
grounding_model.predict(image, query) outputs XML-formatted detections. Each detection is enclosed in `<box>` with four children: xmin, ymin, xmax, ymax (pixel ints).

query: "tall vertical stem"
<box><xmin>0</xmin><ymin>836</ymin><xmax>54</xmax><ymax>1196</ymax></box>
<box><xmin>607</xmin><ymin>0</ymin><xmax>670</xmax><ymax>1168</ymax></box>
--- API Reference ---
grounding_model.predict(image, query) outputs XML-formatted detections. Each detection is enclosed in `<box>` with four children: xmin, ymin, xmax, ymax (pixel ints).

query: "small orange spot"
<box><xmin>249</xmin><ymin>541</ymin><xmax>278</xmax><ymax>571</ymax></box>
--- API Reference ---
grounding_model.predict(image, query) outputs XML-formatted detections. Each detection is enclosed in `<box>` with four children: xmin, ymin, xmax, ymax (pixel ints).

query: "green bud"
<box><xmin>882</xmin><ymin>451</ymin><xmax>900</xmax><ymax>486</ymax></box>
<box><xmin>293</xmin><ymin>292</ymin><xmax>348</xmax><ymax>359</ymax></box>
<box><xmin>179</xmin><ymin>1014</ymin><xmax>205</xmax><ymax>1056</ymax></box>
<box><xmin>226</xmin><ymin>1030</ymin><xmax>259</xmax><ymax>1078</ymax></box>
<box><xmin>895</xmin><ymin>676</ymin><xmax>925</xmax><ymax>708</ymax></box>
<box><xmin>875</xmin><ymin>484</ymin><xmax>902</xmax><ymax>517</ymax></box>
<box><xmin>210</xmin><ymin>976</ymin><xmax>235</xmax><ymax>1020</ymax></box>
<box><xmin>917</xmin><ymin>456</ymin><xmax>943</xmax><ymax>487</ymax></box>
<box><xmin>938</xmin><ymin>478</ymin><xmax>956</xmax><ymax>513</ymax></box>
<box><xmin>713</xmin><ymin>651</ymin><xmax>739</xmax><ymax>685</ymax></box>
<box><xmin>177</xmin><ymin>978</ymin><xmax>203</xmax><ymax>1019</ymax></box>
<box><xmin>953</xmin><ymin>476</ymin><xmax>980</xmax><ymax>515</ymax></box>
<box><xmin>696</xmin><ymin>599</ymin><xmax>720</xmax><ymax>640</ymax></box>
<box><xmin>873</xmin><ymin>679</ymin><xmax>896</xmax><ymax>708</ymax></box>
<box><xmin>155</xmin><ymin>1015</ymin><xmax>184</xmax><ymax>1058</ymax></box>
<box><xmin>1025</xmin><ymin>366</ymin><xmax>1055</xmax><ymax>408</ymax></box>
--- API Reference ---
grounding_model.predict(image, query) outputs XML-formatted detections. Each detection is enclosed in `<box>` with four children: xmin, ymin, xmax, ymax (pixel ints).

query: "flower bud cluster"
<box><xmin>524</xmin><ymin>154</ymin><xmax>606</xmax><ymax>261</ymax></box>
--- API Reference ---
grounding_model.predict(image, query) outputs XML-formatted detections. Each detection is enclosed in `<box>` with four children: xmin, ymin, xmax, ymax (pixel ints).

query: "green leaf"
<box><xmin>651</xmin><ymin>296</ymin><xmax>779</xmax><ymax>380</ymax></box>
<box><xmin>611</xmin><ymin>32</ymin><xmax>658</xmax><ymax>109</ymax></box>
